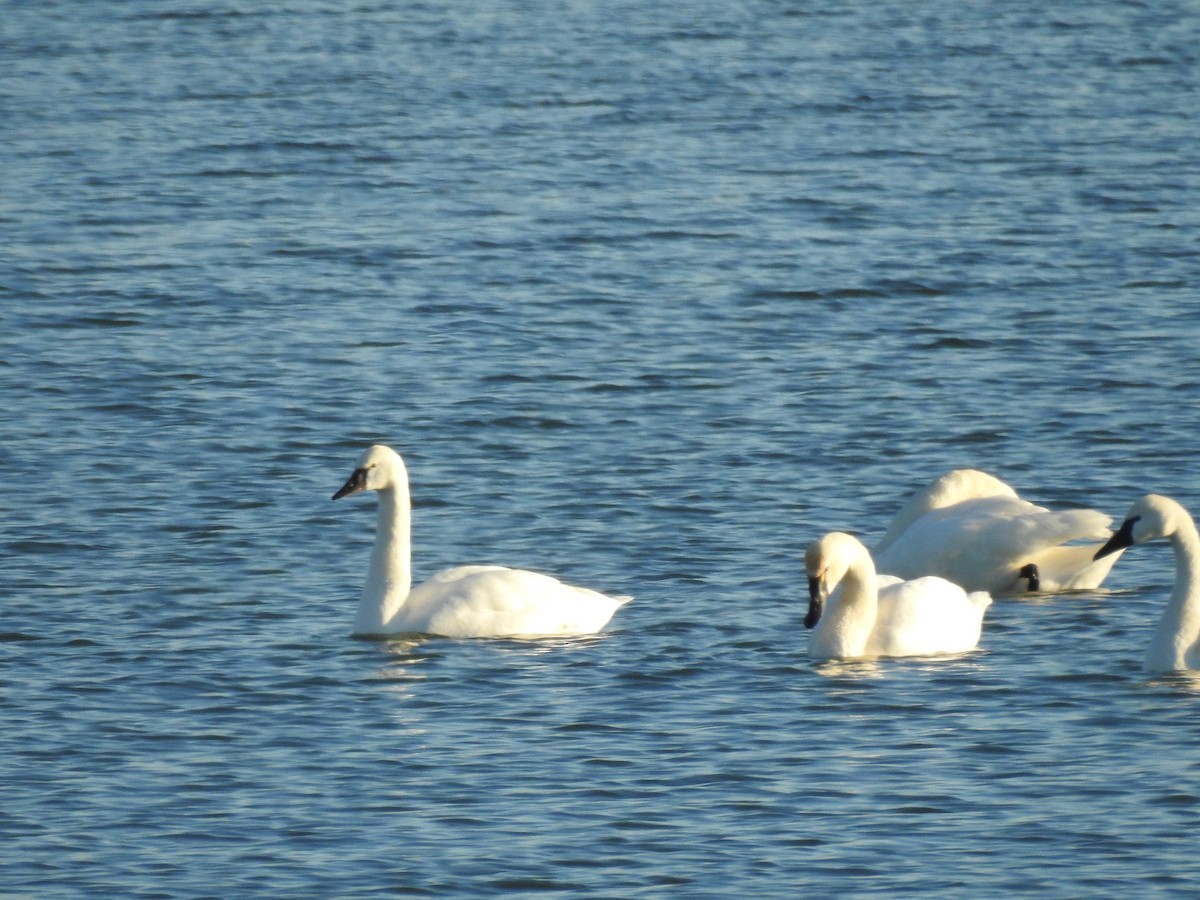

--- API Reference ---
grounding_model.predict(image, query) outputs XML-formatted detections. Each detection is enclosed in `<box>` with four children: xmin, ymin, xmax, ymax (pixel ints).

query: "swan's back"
<box><xmin>875</xmin><ymin>469</ymin><xmax>1017</xmax><ymax>554</ymax></box>
<box><xmin>399</xmin><ymin>566</ymin><xmax>632</xmax><ymax>638</ymax></box>
<box><xmin>875</xmin><ymin>485</ymin><xmax>1116</xmax><ymax>595</ymax></box>
<box><xmin>867</xmin><ymin>577</ymin><xmax>991</xmax><ymax>658</ymax></box>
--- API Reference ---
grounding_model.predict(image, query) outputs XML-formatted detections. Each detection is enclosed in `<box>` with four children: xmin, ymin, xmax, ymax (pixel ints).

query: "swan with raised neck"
<box><xmin>333</xmin><ymin>445</ymin><xmax>631</xmax><ymax>638</ymax></box>
<box><xmin>1095</xmin><ymin>494</ymin><xmax>1200</xmax><ymax>673</ymax></box>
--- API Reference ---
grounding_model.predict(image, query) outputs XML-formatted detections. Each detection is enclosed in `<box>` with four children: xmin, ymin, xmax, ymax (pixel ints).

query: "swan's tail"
<box><xmin>1049</xmin><ymin>508</ymin><xmax>1115</xmax><ymax>542</ymax></box>
<box><xmin>967</xmin><ymin>591</ymin><xmax>993</xmax><ymax>614</ymax></box>
<box><xmin>1030</xmin><ymin>542</ymin><xmax>1124</xmax><ymax>591</ymax></box>
<box><xmin>996</xmin><ymin>509</ymin><xmax>1116</xmax><ymax>584</ymax></box>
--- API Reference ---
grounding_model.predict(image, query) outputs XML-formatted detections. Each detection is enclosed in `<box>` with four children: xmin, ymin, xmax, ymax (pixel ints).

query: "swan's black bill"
<box><xmin>332</xmin><ymin>468</ymin><xmax>368</xmax><ymax>500</ymax></box>
<box><xmin>1095</xmin><ymin>516</ymin><xmax>1139</xmax><ymax>560</ymax></box>
<box><xmin>805</xmin><ymin>576</ymin><xmax>824</xmax><ymax>629</ymax></box>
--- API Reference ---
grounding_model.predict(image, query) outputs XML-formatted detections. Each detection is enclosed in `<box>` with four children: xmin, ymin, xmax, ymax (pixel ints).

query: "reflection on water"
<box><xmin>1146</xmin><ymin>670</ymin><xmax>1200</xmax><ymax>694</ymax></box>
<box><xmin>812</xmin><ymin>658</ymin><xmax>886</xmax><ymax>680</ymax></box>
<box><xmin>372</xmin><ymin>638</ymin><xmax>435</xmax><ymax>687</ymax></box>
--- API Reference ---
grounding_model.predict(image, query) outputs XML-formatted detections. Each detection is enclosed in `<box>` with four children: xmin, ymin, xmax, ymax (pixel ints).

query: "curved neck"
<box><xmin>354</xmin><ymin>484</ymin><xmax>412</xmax><ymax>634</ymax></box>
<box><xmin>1148</xmin><ymin>517</ymin><xmax>1200</xmax><ymax>670</ymax></box>
<box><xmin>815</xmin><ymin>554</ymin><xmax>879</xmax><ymax>658</ymax></box>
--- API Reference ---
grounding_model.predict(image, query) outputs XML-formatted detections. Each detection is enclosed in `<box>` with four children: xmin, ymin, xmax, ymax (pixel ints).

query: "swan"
<box><xmin>332</xmin><ymin>444</ymin><xmax>632</xmax><ymax>638</ymax></box>
<box><xmin>805</xmin><ymin>532</ymin><xmax>992</xmax><ymax>660</ymax></box>
<box><xmin>1094</xmin><ymin>494</ymin><xmax>1200</xmax><ymax>673</ymax></box>
<box><xmin>874</xmin><ymin>468</ymin><xmax>1122</xmax><ymax>596</ymax></box>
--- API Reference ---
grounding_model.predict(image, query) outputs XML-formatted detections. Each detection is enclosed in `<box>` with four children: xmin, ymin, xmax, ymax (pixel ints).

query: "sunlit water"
<box><xmin>4</xmin><ymin>2</ymin><xmax>1200</xmax><ymax>896</ymax></box>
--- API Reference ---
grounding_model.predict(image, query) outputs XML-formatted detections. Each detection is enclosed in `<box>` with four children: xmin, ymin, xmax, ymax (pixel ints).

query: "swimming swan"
<box><xmin>1094</xmin><ymin>494</ymin><xmax>1200</xmax><ymax>673</ymax></box>
<box><xmin>874</xmin><ymin>468</ymin><xmax>1122</xmax><ymax>596</ymax></box>
<box><xmin>805</xmin><ymin>532</ymin><xmax>992</xmax><ymax>660</ymax></box>
<box><xmin>332</xmin><ymin>444</ymin><xmax>631</xmax><ymax>638</ymax></box>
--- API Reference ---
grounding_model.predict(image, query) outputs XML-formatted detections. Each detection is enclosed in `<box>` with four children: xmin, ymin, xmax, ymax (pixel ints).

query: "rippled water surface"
<box><xmin>4</xmin><ymin>1</ymin><xmax>1200</xmax><ymax>896</ymax></box>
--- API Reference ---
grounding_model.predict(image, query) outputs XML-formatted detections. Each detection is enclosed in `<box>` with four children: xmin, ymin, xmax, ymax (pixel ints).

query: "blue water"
<box><xmin>4</xmin><ymin>1</ymin><xmax>1200</xmax><ymax>896</ymax></box>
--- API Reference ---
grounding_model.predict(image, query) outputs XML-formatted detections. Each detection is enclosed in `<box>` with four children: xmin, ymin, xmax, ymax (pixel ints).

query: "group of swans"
<box><xmin>333</xmin><ymin>447</ymin><xmax>1199</xmax><ymax>674</ymax></box>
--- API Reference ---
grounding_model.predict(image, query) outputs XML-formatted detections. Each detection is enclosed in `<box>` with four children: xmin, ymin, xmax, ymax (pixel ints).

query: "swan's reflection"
<box><xmin>812</xmin><ymin>657</ymin><xmax>885</xmax><ymax>679</ymax></box>
<box><xmin>1145</xmin><ymin>669</ymin><xmax>1200</xmax><ymax>693</ymax></box>
<box><xmin>367</xmin><ymin>634</ymin><xmax>435</xmax><ymax>698</ymax></box>
<box><xmin>366</xmin><ymin>629</ymin><xmax>614</xmax><ymax>689</ymax></box>
<box><xmin>811</xmin><ymin>651</ymin><xmax>990</xmax><ymax>681</ymax></box>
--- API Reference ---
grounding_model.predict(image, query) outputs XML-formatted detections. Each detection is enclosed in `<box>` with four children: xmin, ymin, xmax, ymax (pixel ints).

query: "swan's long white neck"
<box><xmin>1147</xmin><ymin>515</ymin><xmax>1200</xmax><ymax>671</ymax></box>
<box><xmin>355</xmin><ymin>483</ymin><xmax>413</xmax><ymax>634</ymax></box>
<box><xmin>818</xmin><ymin>552</ymin><xmax>878</xmax><ymax>659</ymax></box>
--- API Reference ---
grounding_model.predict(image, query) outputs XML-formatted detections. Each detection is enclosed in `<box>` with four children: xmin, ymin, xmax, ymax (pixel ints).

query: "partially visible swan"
<box><xmin>805</xmin><ymin>532</ymin><xmax>992</xmax><ymax>660</ymax></box>
<box><xmin>1094</xmin><ymin>494</ymin><xmax>1200</xmax><ymax>673</ymax></box>
<box><xmin>332</xmin><ymin>445</ymin><xmax>631</xmax><ymax>638</ymax></box>
<box><xmin>874</xmin><ymin>468</ymin><xmax>1122</xmax><ymax>596</ymax></box>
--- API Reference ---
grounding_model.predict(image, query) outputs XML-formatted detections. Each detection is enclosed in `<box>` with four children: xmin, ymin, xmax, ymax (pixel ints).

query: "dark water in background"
<box><xmin>3</xmin><ymin>1</ymin><xmax>1200</xmax><ymax>896</ymax></box>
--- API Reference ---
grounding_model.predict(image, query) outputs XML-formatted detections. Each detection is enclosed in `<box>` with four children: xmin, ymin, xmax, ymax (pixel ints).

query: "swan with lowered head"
<box><xmin>874</xmin><ymin>468</ymin><xmax>1122</xmax><ymax>596</ymax></box>
<box><xmin>805</xmin><ymin>531</ymin><xmax>992</xmax><ymax>660</ymax></box>
<box><xmin>1094</xmin><ymin>494</ymin><xmax>1200</xmax><ymax>673</ymax></box>
<box><xmin>332</xmin><ymin>444</ymin><xmax>631</xmax><ymax>638</ymax></box>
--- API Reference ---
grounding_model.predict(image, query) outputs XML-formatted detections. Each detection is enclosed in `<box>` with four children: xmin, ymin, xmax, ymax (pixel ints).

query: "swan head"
<box><xmin>1095</xmin><ymin>494</ymin><xmax>1193</xmax><ymax>558</ymax></box>
<box><xmin>332</xmin><ymin>444</ymin><xmax>407</xmax><ymax>500</ymax></box>
<box><xmin>804</xmin><ymin>532</ymin><xmax>865</xmax><ymax>629</ymax></box>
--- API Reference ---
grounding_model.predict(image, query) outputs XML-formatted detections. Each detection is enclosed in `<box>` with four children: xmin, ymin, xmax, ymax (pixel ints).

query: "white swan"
<box><xmin>332</xmin><ymin>445</ymin><xmax>631</xmax><ymax>638</ymax></box>
<box><xmin>1094</xmin><ymin>494</ymin><xmax>1200</xmax><ymax>673</ymax></box>
<box><xmin>874</xmin><ymin>468</ymin><xmax>1122</xmax><ymax>596</ymax></box>
<box><xmin>805</xmin><ymin>532</ymin><xmax>992</xmax><ymax>660</ymax></box>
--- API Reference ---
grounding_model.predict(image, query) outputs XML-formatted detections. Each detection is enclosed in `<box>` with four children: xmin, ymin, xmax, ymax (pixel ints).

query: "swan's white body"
<box><xmin>874</xmin><ymin>469</ymin><xmax>1121</xmax><ymax>596</ymax></box>
<box><xmin>805</xmin><ymin>532</ymin><xmax>991</xmax><ymax>660</ymax></box>
<box><xmin>333</xmin><ymin>445</ymin><xmax>631</xmax><ymax>638</ymax></box>
<box><xmin>1095</xmin><ymin>494</ymin><xmax>1200</xmax><ymax>673</ymax></box>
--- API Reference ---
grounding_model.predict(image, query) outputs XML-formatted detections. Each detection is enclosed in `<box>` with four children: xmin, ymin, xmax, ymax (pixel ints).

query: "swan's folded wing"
<box><xmin>875</xmin><ymin>470</ymin><xmax>1020</xmax><ymax>554</ymax></box>
<box><xmin>877</xmin><ymin>501</ymin><xmax>1114</xmax><ymax>594</ymax></box>
<box><xmin>868</xmin><ymin>576</ymin><xmax>989</xmax><ymax>657</ymax></box>
<box><xmin>976</xmin><ymin>507</ymin><xmax>1111</xmax><ymax>563</ymax></box>
<box><xmin>410</xmin><ymin>567</ymin><xmax>626</xmax><ymax>637</ymax></box>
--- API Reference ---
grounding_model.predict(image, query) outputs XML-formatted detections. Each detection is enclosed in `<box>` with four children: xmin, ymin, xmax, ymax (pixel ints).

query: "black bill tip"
<box><xmin>1095</xmin><ymin>516</ymin><xmax>1139</xmax><ymax>560</ymax></box>
<box><xmin>332</xmin><ymin>467</ymin><xmax>368</xmax><ymax>500</ymax></box>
